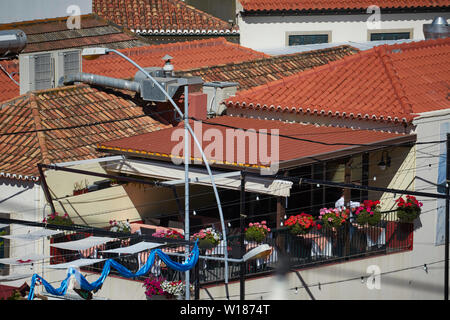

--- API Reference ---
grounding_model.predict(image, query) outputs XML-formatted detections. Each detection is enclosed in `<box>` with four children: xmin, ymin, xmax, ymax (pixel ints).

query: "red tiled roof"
<box><xmin>0</xmin><ymin>84</ymin><xmax>169</xmax><ymax>180</ymax></box>
<box><xmin>226</xmin><ymin>38</ymin><xmax>450</xmax><ymax>123</ymax></box>
<box><xmin>180</xmin><ymin>45</ymin><xmax>359</xmax><ymax>91</ymax></box>
<box><xmin>0</xmin><ymin>14</ymin><xmax>149</xmax><ymax>54</ymax></box>
<box><xmin>93</xmin><ymin>0</ymin><xmax>237</xmax><ymax>34</ymax></box>
<box><xmin>0</xmin><ymin>60</ymin><xmax>19</xmax><ymax>103</ymax></box>
<box><xmin>97</xmin><ymin>116</ymin><xmax>413</xmax><ymax>169</ymax></box>
<box><xmin>239</xmin><ymin>0</ymin><xmax>450</xmax><ymax>12</ymax></box>
<box><xmin>83</xmin><ymin>38</ymin><xmax>269</xmax><ymax>79</ymax></box>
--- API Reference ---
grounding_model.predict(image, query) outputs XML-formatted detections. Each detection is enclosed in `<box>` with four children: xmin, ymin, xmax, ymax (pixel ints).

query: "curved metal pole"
<box><xmin>106</xmin><ymin>49</ymin><xmax>230</xmax><ymax>286</ymax></box>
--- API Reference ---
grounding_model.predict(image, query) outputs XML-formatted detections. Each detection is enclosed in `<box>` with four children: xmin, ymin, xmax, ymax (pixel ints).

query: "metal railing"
<box><xmin>196</xmin><ymin>211</ymin><xmax>413</xmax><ymax>285</ymax></box>
<box><xmin>48</xmin><ymin>211</ymin><xmax>413</xmax><ymax>288</ymax></box>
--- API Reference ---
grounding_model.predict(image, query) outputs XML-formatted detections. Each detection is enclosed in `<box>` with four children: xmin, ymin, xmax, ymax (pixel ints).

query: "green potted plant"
<box><xmin>245</xmin><ymin>221</ymin><xmax>270</xmax><ymax>243</ymax></box>
<box><xmin>395</xmin><ymin>195</ymin><xmax>423</xmax><ymax>223</ymax></box>
<box><xmin>43</xmin><ymin>212</ymin><xmax>73</xmax><ymax>226</ymax></box>
<box><xmin>285</xmin><ymin>213</ymin><xmax>315</xmax><ymax>235</ymax></box>
<box><xmin>354</xmin><ymin>200</ymin><xmax>382</xmax><ymax>226</ymax></box>
<box><xmin>191</xmin><ymin>227</ymin><xmax>221</xmax><ymax>249</ymax></box>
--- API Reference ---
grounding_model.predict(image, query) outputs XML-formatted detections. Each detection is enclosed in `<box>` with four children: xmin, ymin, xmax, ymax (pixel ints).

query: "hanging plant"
<box><xmin>244</xmin><ymin>221</ymin><xmax>270</xmax><ymax>243</ymax></box>
<box><xmin>285</xmin><ymin>213</ymin><xmax>315</xmax><ymax>235</ymax></box>
<box><xmin>395</xmin><ymin>195</ymin><xmax>423</xmax><ymax>223</ymax></box>
<box><xmin>191</xmin><ymin>227</ymin><xmax>221</xmax><ymax>249</ymax></box>
<box><xmin>355</xmin><ymin>200</ymin><xmax>382</xmax><ymax>226</ymax></box>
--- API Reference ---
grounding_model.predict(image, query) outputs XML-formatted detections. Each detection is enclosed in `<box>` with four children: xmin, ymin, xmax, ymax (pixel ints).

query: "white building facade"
<box><xmin>236</xmin><ymin>1</ymin><xmax>449</xmax><ymax>51</ymax></box>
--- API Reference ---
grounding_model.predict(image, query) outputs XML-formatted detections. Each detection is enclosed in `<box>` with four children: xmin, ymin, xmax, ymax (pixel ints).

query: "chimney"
<box><xmin>423</xmin><ymin>17</ymin><xmax>450</xmax><ymax>40</ymax></box>
<box><xmin>188</xmin><ymin>91</ymin><xmax>208</xmax><ymax>121</ymax></box>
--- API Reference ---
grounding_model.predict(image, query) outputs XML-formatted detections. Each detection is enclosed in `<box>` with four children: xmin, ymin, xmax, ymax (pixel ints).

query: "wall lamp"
<box><xmin>378</xmin><ymin>151</ymin><xmax>391</xmax><ymax>171</ymax></box>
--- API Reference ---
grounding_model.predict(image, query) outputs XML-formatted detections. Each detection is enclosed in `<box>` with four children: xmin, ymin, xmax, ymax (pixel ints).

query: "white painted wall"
<box><xmin>0</xmin><ymin>178</ymin><xmax>47</xmax><ymax>288</ymax></box>
<box><xmin>0</xmin><ymin>0</ymin><xmax>92</xmax><ymax>24</ymax></box>
<box><xmin>238</xmin><ymin>12</ymin><xmax>445</xmax><ymax>51</ymax></box>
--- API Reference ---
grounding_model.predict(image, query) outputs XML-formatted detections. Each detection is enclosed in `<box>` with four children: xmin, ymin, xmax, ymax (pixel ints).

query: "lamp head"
<box><xmin>81</xmin><ymin>47</ymin><xmax>109</xmax><ymax>60</ymax></box>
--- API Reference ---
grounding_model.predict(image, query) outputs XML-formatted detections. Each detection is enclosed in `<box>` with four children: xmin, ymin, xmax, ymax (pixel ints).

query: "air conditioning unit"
<box><xmin>203</xmin><ymin>81</ymin><xmax>239</xmax><ymax>116</ymax></box>
<box><xmin>19</xmin><ymin>49</ymin><xmax>82</xmax><ymax>94</ymax></box>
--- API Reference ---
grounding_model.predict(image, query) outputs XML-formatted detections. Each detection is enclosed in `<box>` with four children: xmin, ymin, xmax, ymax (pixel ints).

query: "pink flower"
<box><xmin>261</xmin><ymin>221</ymin><xmax>266</xmax><ymax>225</ymax></box>
<box><xmin>249</xmin><ymin>223</ymin><xmax>253</xmax><ymax>227</ymax></box>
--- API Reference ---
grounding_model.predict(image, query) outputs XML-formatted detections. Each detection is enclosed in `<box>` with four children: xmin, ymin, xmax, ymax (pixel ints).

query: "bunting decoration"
<box><xmin>27</xmin><ymin>241</ymin><xmax>199</xmax><ymax>300</ymax></box>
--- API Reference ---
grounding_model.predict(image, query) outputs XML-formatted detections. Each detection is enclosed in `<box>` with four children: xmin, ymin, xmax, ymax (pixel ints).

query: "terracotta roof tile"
<box><xmin>0</xmin><ymin>14</ymin><xmax>149</xmax><ymax>54</ymax></box>
<box><xmin>0</xmin><ymin>84</ymin><xmax>169</xmax><ymax>180</ymax></box>
<box><xmin>0</xmin><ymin>59</ymin><xmax>20</xmax><ymax>103</ymax></box>
<box><xmin>83</xmin><ymin>37</ymin><xmax>268</xmax><ymax>78</ymax></box>
<box><xmin>97</xmin><ymin>115</ymin><xmax>413</xmax><ymax>169</ymax></box>
<box><xmin>226</xmin><ymin>38</ymin><xmax>450</xmax><ymax>123</ymax></box>
<box><xmin>180</xmin><ymin>45</ymin><xmax>359</xmax><ymax>91</ymax></box>
<box><xmin>93</xmin><ymin>0</ymin><xmax>237</xmax><ymax>34</ymax></box>
<box><xmin>239</xmin><ymin>0</ymin><xmax>450</xmax><ymax>12</ymax></box>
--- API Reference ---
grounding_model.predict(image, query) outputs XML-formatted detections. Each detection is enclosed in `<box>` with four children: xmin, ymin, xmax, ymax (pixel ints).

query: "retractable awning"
<box><xmin>102</xmin><ymin>158</ymin><xmax>293</xmax><ymax>197</ymax></box>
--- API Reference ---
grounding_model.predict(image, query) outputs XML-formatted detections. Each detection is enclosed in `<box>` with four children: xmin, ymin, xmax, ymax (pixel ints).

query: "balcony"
<box><xmin>48</xmin><ymin>211</ymin><xmax>413</xmax><ymax>294</ymax></box>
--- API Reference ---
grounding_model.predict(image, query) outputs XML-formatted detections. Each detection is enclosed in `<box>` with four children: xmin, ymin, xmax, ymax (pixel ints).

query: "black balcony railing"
<box><xmin>195</xmin><ymin>211</ymin><xmax>413</xmax><ymax>285</ymax></box>
<box><xmin>48</xmin><ymin>211</ymin><xmax>413</xmax><ymax>290</ymax></box>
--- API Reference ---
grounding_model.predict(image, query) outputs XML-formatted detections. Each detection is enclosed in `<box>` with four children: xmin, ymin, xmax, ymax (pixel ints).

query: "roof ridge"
<box><xmin>28</xmin><ymin>92</ymin><xmax>51</xmax><ymax>165</ymax></box>
<box><xmin>183</xmin><ymin>45</ymin><xmax>357</xmax><ymax>74</ymax></box>
<box><xmin>375</xmin><ymin>45</ymin><xmax>414</xmax><ymax>117</ymax></box>
<box><xmin>121</xmin><ymin>37</ymin><xmax>229</xmax><ymax>56</ymax></box>
<box><xmin>0</xmin><ymin>14</ymin><xmax>96</xmax><ymax>30</ymax></box>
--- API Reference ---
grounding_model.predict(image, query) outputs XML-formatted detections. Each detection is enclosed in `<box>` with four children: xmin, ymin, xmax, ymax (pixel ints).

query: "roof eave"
<box><xmin>277</xmin><ymin>134</ymin><xmax>416</xmax><ymax>170</ymax></box>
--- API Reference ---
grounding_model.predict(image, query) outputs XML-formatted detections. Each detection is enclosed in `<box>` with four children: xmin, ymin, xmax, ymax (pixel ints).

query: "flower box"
<box><xmin>191</xmin><ymin>228</ymin><xmax>221</xmax><ymax>249</ymax></box>
<box><xmin>318</xmin><ymin>207</ymin><xmax>349</xmax><ymax>230</ymax></box>
<box><xmin>244</xmin><ymin>221</ymin><xmax>270</xmax><ymax>243</ymax></box>
<box><xmin>43</xmin><ymin>212</ymin><xmax>73</xmax><ymax>226</ymax></box>
<box><xmin>285</xmin><ymin>213</ymin><xmax>315</xmax><ymax>235</ymax></box>
<box><xmin>354</xmin><ymin>200</ymin><xmax>382</xmax><ymax>226</ymax></box>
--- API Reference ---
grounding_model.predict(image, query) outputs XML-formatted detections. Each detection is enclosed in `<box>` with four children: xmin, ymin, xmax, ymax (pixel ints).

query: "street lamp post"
<box><xmin>80</xmin><ymin>48</ymin><xmax>230</xmax><ymax>300</ymax></box>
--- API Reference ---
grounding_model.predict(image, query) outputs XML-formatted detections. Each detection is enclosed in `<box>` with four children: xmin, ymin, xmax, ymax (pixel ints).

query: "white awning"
<box><xmin>1</xmin><ymin>228</ymin><xmax>63</xmax><ymax>241</ymax></box>
<box><xmin>50</xmin><ymin>236</ymin><xmax>114</xmax><ymax>251</ymax></box>
<box><xmin>0</xmin><ymin>273</ymin><xmax>33</xmax><ymax>282</ymax></box>
<box><xmin>0</xmin><ymin>253</ymin><xmax>50</xmax><ymax>265</ymax></box>
<box><xmin>103</xmin><ymin>158</ymin><xmax>293</xmax><ymax>197</ymax></box>
<box><xmin>0</xmin><ymin>223</ymin><xmax>8</xmax><ymax>229</ymax></box>
<box><xmin>100</xmin><ymin>241</ymin><xmax>164</xmax><ymax>254</ymax></box>
<box><xmin>45</xmin><ymin>258</ymin><xmax>106</xmax><ymax>269</ymax></box>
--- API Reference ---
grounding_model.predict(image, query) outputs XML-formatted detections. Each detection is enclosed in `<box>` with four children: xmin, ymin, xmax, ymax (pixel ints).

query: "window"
<box><xmin>0</xmin><ymin>213</ymin><xmax>9</xmax><ymax>276</ymax></box>
<box><xmin>370</xmin><ymin>32</ymin><xmax>411</xmax><ymax>41</ymax></box>
<box><xmin>288</xmin><ymin>34</ymin><xmax>329</xmax><ymax>46</ymax></box>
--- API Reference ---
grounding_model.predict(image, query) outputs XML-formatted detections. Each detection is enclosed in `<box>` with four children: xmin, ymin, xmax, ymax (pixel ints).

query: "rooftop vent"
<box><xmin>423</xmin><ymin>17</ymin><xmax>450</xmax><ymax>40</ymax></box>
